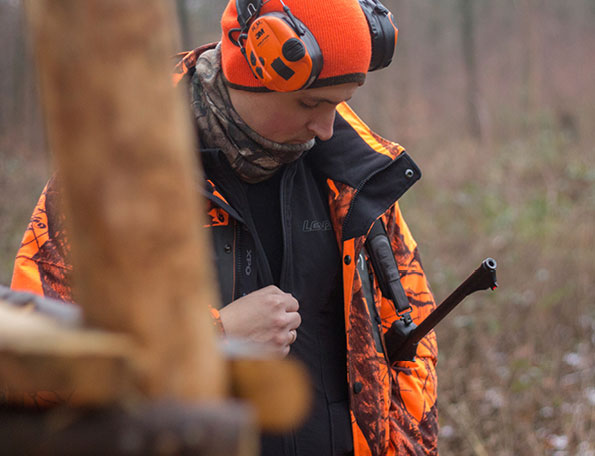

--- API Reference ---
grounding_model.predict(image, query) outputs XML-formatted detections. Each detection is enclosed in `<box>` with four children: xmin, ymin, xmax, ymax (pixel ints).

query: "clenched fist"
<box><xmin>219</xmin><ymin>286</ymin><xmax>301</xmax><ymax>358</ymax></box>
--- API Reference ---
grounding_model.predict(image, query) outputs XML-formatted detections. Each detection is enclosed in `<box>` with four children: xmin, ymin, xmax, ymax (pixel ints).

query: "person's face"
<box><xmin>228</xmin><ymin>82</ymin><xmax>360</xmax><ymax>144</ymax></box>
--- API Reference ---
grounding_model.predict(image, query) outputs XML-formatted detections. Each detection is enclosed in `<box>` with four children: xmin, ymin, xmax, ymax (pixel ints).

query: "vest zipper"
<box><xmin>279</xmin><ymin>163</ymin><xmax>298</xmax><ymax>456</ymax></box>
<box><xmin>279</xmin><ymin>163</ymin><xmax>297</xmax><ymax>291</ymax></box>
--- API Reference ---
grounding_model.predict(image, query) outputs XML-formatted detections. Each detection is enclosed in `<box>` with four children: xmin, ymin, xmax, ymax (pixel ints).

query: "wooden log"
<box><xmin>0</xmin><ymin>285</ymin><xmax>82</xmax><ymax>326</ymax></box>
<box><xmin>0</xmin><ymin>401</ymin><xmax>258</xmax><ymax>456</ymax></box>
<box><xmin>231</xmin><ymin>359</ymin><xmax>311</xmax><ymax>432</ymax></box>
<box><xmin>23</xmin><ymin>1</ymin><xmax>227</xmax><ymax>399</ymax></box>
<box><xmin>1</xmin><ymin>291</ymin><xmax>310</xmax><ymax>432</ymax></box>
<box><xmin>0</xmin><ymin>300</ymin><xmax>136</xmax><ymax>406</ymax></box>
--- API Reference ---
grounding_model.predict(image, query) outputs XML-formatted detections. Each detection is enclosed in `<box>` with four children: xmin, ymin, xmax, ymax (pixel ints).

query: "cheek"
<box><xmin>256</xmin><ymin>109</ymin><xmax>306</xmax><ymax>141</ymax></box>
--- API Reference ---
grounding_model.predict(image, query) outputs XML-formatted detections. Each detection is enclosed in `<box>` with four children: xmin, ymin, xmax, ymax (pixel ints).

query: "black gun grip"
<box><xmin>385</xmin><ymin>315</ymin><xmax>418</xmax><ymax>363</ymax></box>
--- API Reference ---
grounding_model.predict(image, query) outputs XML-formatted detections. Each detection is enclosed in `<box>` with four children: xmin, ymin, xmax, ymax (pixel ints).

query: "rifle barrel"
<box><xmin>407</xmin><ymin>258</ymin><xmax>497</xmax><ymax>346</ymax></box>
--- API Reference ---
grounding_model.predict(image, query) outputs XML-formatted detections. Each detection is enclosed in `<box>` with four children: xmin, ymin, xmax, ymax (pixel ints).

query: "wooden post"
<box><xmin>24</xmin><ymin>1</ymin><xmax>227</xmax><ymax>399</ymax></box>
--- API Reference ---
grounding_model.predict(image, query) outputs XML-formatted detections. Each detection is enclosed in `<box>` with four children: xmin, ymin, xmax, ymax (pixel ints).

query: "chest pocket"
<box><xmin>209</xmin><ymin>218</ymin><xmax>261</xmax><ymax>306</ymax></box>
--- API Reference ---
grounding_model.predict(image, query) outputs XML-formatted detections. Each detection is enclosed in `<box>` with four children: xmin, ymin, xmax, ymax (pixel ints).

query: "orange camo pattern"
<box><xmin>206</xmin><ymin>206</ymin><xmax>230</xmax><ymax>227</ymax></box>
<box><xmin>172</xmin><ymin>43</ymin><xmax>218</xmax><ymax>87</ymax></box>
<box><xmin>336</xmin><ymin>103</ymin><xmax>401</xmax><ymax>160</ymax></box>
<box><xmin>12</xmin><ymin>179</ymin><xmax>228</xmax><ymax>338</ymax></box>
<box><xmin>327</xmin><ymin>197</ymin><xmax>438</xmax><ymax>455</ymax></box>
<box><xmin>11</xmin><ymin>177</ymin><xmax>73</xmax><ymax>303</ymax></box>
<box><xmin>172</xmin><ymin>50</ymin><xmax>199</xmax><ymax>86</ymax></box>
<box><xmin>347</xmin><ymin>258</ymin><xmax>391</xmax><ymax>455</ymax></box>
<box><xmin>328</xmin><ymin>108</ymin><xmax>438</xmax><ymax>455</ymax></box>
<box><xmin>204</xmin><ymin>182</ymin><xmax>232</xmax><ymax>227</ymax></box>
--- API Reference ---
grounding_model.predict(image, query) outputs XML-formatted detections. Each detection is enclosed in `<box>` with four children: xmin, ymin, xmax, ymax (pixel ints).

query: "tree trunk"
<box><xmin>23</xmin><ymin>0</ymin><xmax>227</xmax><ymax>400</ymax></box>
<box><xmin>459</xmin><ymin>0</ymin><xmax>483</xmax><ymax>141</ymax></box>
<box><xmin>176</xmin><ymin>0</ymin><xmax>192</xmax><ymax>50</ymax></box>
<box><xmin>521</xmin><ymin>0</ymin><xmax>542</xmax><ymax>120</ymax></box>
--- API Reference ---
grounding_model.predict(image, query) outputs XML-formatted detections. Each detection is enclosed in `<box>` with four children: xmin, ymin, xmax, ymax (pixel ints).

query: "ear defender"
<box><xmin>358</xmin><ymin>0</ymin><xmax>398</xmax><ymax>71</ymax></box>
<box><xmin>233</xmin><ymin>0</ymin><xmax>323</xmax><ymax>92</ymax></box>
<box><xmin>231</xmin><ymin>0</ymin><xmax>398</xmax><ymax>92</ymax></box>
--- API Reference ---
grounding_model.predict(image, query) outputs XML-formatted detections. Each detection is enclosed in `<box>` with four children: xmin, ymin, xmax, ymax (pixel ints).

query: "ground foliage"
<box><xmin>399</xmin><ymin>118</ymin><xmax>595</xmax><ymax>456</ymax></box>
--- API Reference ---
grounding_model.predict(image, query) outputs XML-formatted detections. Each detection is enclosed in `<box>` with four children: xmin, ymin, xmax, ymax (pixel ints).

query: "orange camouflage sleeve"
<box><xmin>11</xmin><ymin>176</ymin><xmax>74</xmax><ymax>303</ymax></box>
<box><xmin>11</xmin><ymin>176</ymin><xmax>228</xmax><ymax>336</ymax></box>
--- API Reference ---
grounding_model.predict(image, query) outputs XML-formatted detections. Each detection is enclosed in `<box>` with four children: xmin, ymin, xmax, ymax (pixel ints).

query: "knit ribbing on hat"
<box><xmin>221</xmin><ymin>0</ymin><xmax>372</xmax><ymax>91</ymax></box>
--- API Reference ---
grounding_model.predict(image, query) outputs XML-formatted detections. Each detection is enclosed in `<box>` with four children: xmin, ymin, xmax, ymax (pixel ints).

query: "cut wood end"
<box><xmin>0</xmin><ymin>301</ymin><xmax>135</xmax><ymax>356</ymax></box>
<box><xmin>0</xmin><ymin>300</ymin><xmax>139</xmax><ymax>406</ymax></box>
<box><xmin>231</xmin><ymin>358</ymin><xmax>312</xmax><ymax>432</ymax></box>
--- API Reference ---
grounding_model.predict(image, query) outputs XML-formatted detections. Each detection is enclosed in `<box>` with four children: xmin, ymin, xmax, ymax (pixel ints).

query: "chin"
<box><xmin>288</xmin><ymin>138</ymin><xmax>315</xmax><ymax>145</ymax></box>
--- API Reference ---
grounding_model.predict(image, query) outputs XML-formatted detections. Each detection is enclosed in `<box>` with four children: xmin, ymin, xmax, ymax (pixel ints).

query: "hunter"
<box><xmin>12</xmin><ymin>0</ymin><xmax>439</xmax><ymax>454</ymax></box>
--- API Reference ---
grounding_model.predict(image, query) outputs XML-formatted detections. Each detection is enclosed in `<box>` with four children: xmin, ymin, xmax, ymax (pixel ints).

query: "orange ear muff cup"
<box><xmin>242</xmin><ymin>12</ymin><xmax>323</xmax><ymax>92</ymax></box>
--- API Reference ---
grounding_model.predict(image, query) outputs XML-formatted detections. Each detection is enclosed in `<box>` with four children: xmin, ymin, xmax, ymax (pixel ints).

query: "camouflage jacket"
<box><xmin>12</xmin><ymin>100</ymin><xmax>438</xmax><ymax>455</ymax></box>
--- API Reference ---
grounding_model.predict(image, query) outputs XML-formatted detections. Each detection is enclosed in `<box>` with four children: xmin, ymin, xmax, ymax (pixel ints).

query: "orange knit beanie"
<box><xmin>221</xmin><ymin>0</ymin><xmax>372</xmax><ymax>91</ymax></box>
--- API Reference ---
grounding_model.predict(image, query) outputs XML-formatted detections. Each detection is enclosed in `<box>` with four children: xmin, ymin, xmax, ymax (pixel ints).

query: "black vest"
<box><xmin>201</xmin><ymin>149</ymin><xmax>353</xmax><ymax>456</ymax></box>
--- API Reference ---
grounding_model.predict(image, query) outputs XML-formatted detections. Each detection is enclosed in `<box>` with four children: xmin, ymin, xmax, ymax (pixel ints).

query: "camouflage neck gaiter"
<box><xmin>191</xmin><ymin>45</ymin><xmax>315</xmax><ymax>183</ymax></box>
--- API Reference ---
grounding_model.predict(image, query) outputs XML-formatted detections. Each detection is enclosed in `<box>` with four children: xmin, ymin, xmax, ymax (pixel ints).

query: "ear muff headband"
<box><xmin>359</xmin><ymin>0</ymin><xmax>398</xmax><ymax>71</ymax></box>
<box><xmin>234</xmin><ymin>0</ymin><xmax>323</xmax><ymax>92</ymax></box>
<box><xmin>236</xmin><ymin>0</ymin><xmax>262</xmax><ymax>30</ymax></box>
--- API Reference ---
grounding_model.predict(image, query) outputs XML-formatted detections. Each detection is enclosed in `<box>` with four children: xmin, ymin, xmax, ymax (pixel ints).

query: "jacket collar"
<box><xmin>307</xmin><ymin>104</ymin><xmax>422</xmax><ymax>240</ymax></box>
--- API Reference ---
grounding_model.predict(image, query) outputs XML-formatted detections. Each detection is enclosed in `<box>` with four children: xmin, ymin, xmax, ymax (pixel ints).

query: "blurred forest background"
<box><xmin>1</xmin><ymin>0</ymin><xmax>593</xmax><ymax>454</ymax></box>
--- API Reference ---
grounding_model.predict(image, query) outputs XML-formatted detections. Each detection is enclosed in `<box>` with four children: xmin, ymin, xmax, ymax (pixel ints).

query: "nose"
<box><xmin>306</xmin><ymin>108</ymin><xmax>336</xmax><ymax>141</ymax></box>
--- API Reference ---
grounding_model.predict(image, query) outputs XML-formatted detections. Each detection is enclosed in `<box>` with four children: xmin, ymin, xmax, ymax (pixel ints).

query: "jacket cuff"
<box><xmin>209</xmin><ymin>307</ymin><xmax>225</xmax><ymax>335</ymax></box>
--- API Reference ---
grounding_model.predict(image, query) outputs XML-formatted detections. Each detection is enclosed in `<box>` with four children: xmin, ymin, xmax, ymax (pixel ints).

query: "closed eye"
<box><xmin>300</xmin><ymin>101</ymin><xmax>320</xmax><ymax>109</ymax></box>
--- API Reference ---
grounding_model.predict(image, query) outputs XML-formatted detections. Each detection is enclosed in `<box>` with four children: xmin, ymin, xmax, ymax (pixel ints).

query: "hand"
<box><xmin>219</xmin><ymin>286</ymin><xmax>301</xmax><ymax>358</ymax></box>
